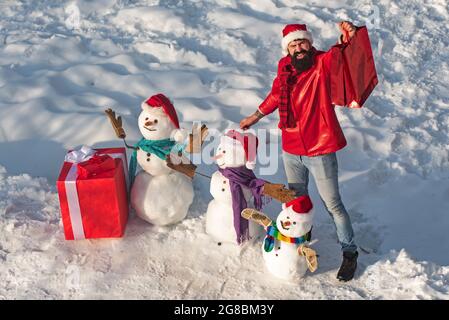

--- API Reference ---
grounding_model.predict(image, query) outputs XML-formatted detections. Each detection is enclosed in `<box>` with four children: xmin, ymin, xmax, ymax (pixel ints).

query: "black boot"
<box><xmin>337</xmin><ymin>251</ymin><xmax>358</xmax><ymax>282</ymax></box>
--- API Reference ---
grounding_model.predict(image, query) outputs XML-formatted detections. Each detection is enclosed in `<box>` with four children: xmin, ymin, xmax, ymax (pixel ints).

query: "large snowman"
<box><xmin>260</xmin><ymin>195</ymin><xmax>317</xmax><ymax>281</ymax></box>
<box><xmin>129</xmin><ymin>93</ymin><xmax>194</xmax><ymax>226</ymax></box>
<box><xmin>205</xmin><ymin>129</ymin><xmax>265</xmax><ymax>245</ymax></box>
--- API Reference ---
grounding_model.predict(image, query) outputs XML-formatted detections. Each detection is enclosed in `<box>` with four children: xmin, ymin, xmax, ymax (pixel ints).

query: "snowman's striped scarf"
<box><xmin>264</xmin><ymin>223</ymin><xmax>308</xmax><ymax>252</ymax></box>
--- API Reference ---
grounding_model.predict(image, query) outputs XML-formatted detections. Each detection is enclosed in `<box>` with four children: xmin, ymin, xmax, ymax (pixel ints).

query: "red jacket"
<box><xmin>258</xmin><ymin>29</ymin><xmax>377</xmax><ymax>156</ymax></box>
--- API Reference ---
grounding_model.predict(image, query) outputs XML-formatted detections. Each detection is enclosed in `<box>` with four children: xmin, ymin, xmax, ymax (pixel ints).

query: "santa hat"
<box><xmin>224</xmin><ymin>130</ymin><xmax>258</xmax><ymax>170</ymax></box>
<box><xmin>285</xmin><ymin>195</ymin><xmax>313</xmax><ymax>216</ymax></box>
<box><xmin>281</xmin><ymin>24</ymin><xmax>313</xmax><ymax>56</ymax></box>
<box><xmin>141</xmin><ymin>93</ymin><xmax>180</xmax><ymax>129</ymax></box>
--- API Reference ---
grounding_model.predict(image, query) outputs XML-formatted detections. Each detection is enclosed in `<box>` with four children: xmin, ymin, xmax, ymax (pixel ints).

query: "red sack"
<box><xmin>331</xmin><ymin>26</ymin><xmax>378</xmax><ymax>108</ymax></box>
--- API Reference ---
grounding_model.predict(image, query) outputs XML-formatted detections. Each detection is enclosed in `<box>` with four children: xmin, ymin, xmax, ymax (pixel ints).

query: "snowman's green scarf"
<box><xmin>129</xmin><ymin>138</ymin><xmax>180</xmax><ymax>186</ymax></box>
<box><xmin>264</xmin><ymin>222</ymin><xmax>308</xmax><ymax>252</ymax></box>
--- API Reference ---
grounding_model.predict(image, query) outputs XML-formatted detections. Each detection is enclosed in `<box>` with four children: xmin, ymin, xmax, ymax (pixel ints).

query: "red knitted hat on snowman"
<box><xmin>225</xmin><ymin>130</ymin><xmax>258</xmax><ymax>170</ymax></box>
<box><xmin>141</xmin><ymin>93</ymin><xmax>180</xmax><ymax>129</ymax></box>
<box><xmin>281</xmin><ymin>24</ymin><xmax>313</xmax><ymax>56</ymax></box>
<box><xmin>286</xmin><ymin>195</ymin><xmax>313</xmax><ymax>214</ymax></box>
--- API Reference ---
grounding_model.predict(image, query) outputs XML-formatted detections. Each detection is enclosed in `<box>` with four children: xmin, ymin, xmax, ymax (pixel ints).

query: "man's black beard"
<box><xmin>290</xmin><ymin>50</ymin><xmax>314</xmax><ymax>73</ymax></box>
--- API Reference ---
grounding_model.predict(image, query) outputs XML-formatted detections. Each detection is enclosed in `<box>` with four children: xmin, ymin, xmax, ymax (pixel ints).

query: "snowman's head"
<box><xmin>213</xmin><ymin>130</ymin><xmax>258</xmax><ymax>169</ymax></box>
<box><xmin>214</xmin><ymin>135</ymin><xmax>247</xmax><ymax>169</ymax></box>
<box><xmin>276</xmin><ymin>195</ymin><xmax>314</xmax><ymax>238</ymax></box>
<box><xmin>139</xmin><ymin>94</ymin><xmax>180</xmax><ymax>140</ymax></box>
<box><xmin>138</xmin><ymin>107</ymin><xmax>176</xmax><ymax>140</ymax></box>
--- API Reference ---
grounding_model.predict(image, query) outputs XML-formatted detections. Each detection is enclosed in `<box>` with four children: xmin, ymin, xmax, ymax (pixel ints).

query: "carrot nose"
<box><xmin>212</xmin><ymin>154</ymin><xmax>224</xmax><ymax>160</ymax></box>
<box><xmin>283</xmin><ymin>221</ymin><xmax>291</xmax><ymax>227</ymax></box>
<box><xmin>145</xmin><ymin>121</ymin><xmax>154</xmax><ymax>126</ymax></box>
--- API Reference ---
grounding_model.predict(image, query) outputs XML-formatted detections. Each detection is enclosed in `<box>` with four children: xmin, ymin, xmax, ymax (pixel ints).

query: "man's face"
<box><xmin>287</xmin><ymin>39</ymin><xmax>311</xmax><ymax>56</ymax></box>
<box><xmin>288</xmin><ymin>39</ymin><xmax>314</xmax><ymax>73</ymax></box>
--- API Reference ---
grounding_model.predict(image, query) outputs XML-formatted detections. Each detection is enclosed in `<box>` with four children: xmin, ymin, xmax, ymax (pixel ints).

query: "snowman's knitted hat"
<box><xmin>225</xmin><ymin>130</ymin><xmax>258</xmax><ymax>170</ymax></box>
<box><xmin>141</xmin><ymin>93</ymin><xmax>180</xmax><ymax>129</ymax></box>
<box><xmin>286</xmin><ymin>195</ymin><xmax>313</xmax><ymax>215</ymax></box>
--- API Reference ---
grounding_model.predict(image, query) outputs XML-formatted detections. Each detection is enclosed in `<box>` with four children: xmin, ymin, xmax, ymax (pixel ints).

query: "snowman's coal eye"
<box><xmin>222</xmin><ymin>150</ymin><xmax>226</xmax><ymax>154</ymax></box>
<box><xmin>287</xmin><ymin>216</ymin><xmax>290</xmax><ymax>219</ymax></box>
<box><xmin>145</xmin><ymin>117</ymin><xmax>149</xmax><ymax>121</ymax></box>
<box><xmin>154</xmin><ymin>119</ymin><xmax>158</xmax><ymax>124</ymax></box>
<box><xmin>293</xmin><ymin>222</ymin><xmax>296</xmax><ymax>225</ymax></box>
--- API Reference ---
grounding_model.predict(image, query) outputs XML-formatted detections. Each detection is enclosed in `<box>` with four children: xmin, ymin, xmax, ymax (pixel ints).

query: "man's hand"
<box><xmin>240</xmin><ymin>110</ymin><xmax>264</xmax><ymax>130</ymax></box>
<box><xmin>338</xmin><ymin>21</ymin><xmax>357</xmax><ymax>43</ymax></box>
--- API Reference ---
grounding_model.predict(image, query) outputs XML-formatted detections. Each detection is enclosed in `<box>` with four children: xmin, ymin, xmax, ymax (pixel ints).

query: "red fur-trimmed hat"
<box><xmin>286</xmin><ymin>195</ymin><xmax>313</xmax><ymax>214</ymax></box>
<box><xmin>141</xmin><ymin>93</ymin><xmax>180</xmax><ymax>129</ymax></box>
<box><xmin>225</xmin><ymin>130</ymin><xmax>258</xmax><ymax>170</ymax></box>
<box><xmin>281</xmin><ymin>24</ymin><xmax>313</xmax><ymax>56</ymax></box>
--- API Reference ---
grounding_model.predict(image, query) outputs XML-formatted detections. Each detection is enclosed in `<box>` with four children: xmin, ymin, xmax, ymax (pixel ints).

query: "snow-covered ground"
<box><xmin>1</xmin><ymin>0</ymin><xmax>449</xmax><ymax>299</ymax></box>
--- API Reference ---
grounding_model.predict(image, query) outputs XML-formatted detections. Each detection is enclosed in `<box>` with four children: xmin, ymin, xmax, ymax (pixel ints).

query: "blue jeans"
<box><xmin>282</xmin><ymin>151</ymin><xmax>357</xmax><ymax>253</ymax></box>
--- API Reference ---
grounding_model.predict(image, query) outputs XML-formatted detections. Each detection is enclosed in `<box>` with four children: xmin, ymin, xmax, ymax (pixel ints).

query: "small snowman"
<box><xmin>205</xmin><ymin>130</ymin><xmax>266</xmax><ymax>245</ymax></box>
<box><xmin>242</xmin><ymin>195</ymin><xmax>318</xmax><ymax>281</ymax></box>
<box><xmin>129</xmin><ymin>93</ymin><xmax>194</xmax><ymax>226</ymax></box>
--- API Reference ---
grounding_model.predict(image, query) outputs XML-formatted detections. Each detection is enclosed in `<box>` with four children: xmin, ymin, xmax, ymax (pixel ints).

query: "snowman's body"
<box><xmin>130</xmin><ymin>97</ymin><xmax>193</xmax><ymax>226</ymax></box>
<box><xmin>262</xmin><ymin>201</ymin><xmax>314</xmax><ymax>281</ymax></box>
<box><xmin>136</xmin><ymin>148</ymin><xmax>172</xmax><ymax>176</ymax></box>
<box><xmin>132</xmin><ymin>170</ymin><xmax>193</xmax><ymax>226</ymax></box>
<box><xmin>205</xmin><ymin>134</ymin><xmax>262</xmax><ymax>244</ymax></box>
<box><xmin>206</xmin><ymin>171</ymin><xmax>261</xmax><ymax>243</ymax></box>
<box><xmin>262</xmin><ymin>238</ymin><xmax>309</xmax><ymax>281</ymax></box>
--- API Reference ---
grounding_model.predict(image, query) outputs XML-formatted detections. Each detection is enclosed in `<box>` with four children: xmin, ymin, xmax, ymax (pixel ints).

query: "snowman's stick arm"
<box><xmin>123</xmin><ymin>139</ymin><xmax>138</xmax><ymax>150</ymax></box>
<box><xmin>298</xmin><ymin>245</ymin><xmax>318</xmax><ymax>273</ymax></box>
<box><xmin>166</xmin><ymin>160</ymin><xmax>212</xmax><ymax>179</ymax></box>
<box><xmin>194</xmin><ymin>171</ymin><xmax>212</xmax><ymax>179</ymax></box>
<box><xmin>105</xmin><ymin>108</ymin><xmax>137</xmax><ymax>150</ymax></box>
<box><xmin>166</xmin><ymin>155</ymin><xmax>198</xmax><ymax>179</ymax></box>
<box><xmin>185</xmin><ymin>124</ymin><xmax>209</xmax><ymax>154</ymax></box>
<box><xmin>262</xmin><ymin>182</ymin><xmax>297</xmax><ymax>203</ymax></box>
<box><xmin>105</xmin><ymin>108</ymin><xmax>126</xmax><ymax>138</ymax></box>
<box><xmin>241</xmin><ymin>208</ymin><xmax>272</xmax><ymax>228</ymax></box>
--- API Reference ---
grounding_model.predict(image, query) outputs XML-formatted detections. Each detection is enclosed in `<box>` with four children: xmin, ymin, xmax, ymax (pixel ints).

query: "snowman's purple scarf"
<box><xmin>218</xmin><ymin>166</ymin><xmax>267</xmax><ymax>244</ymax></box>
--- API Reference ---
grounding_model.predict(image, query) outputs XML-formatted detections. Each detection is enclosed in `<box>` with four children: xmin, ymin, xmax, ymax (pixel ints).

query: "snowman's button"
<box><xmin>146</xmin><ymin>158</ymin><xmax>150</xmax><ymax>162</ymax></box>
<box><xmin>147</xmin><ymin>153</ymin><xmax>151</xmax><ymax>157</ymax></box>
<box><xmin>221</xmin><ymin>188</ymin><xmax>225</xmax><ymax>192</ymax></box>
<box><xmin>275</xmin><ymin>254</ymin><xmax>278</xmax><ymax>257</ymax></box>
<box><xmin>278</xmin><ymin>247</ymin><xmax>281</xmax><ymax>250</ymax></box>
<box><xmin>223</xmin><ymin>180</ymin><xmax>226</xmax><ymax>184</ymax></box>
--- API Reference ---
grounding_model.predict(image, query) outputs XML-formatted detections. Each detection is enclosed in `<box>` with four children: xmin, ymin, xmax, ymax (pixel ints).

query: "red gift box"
<box><xmin>56</xmin><ymin>146</ymin><xmax>129</xmax><ymax>240</ymax></box>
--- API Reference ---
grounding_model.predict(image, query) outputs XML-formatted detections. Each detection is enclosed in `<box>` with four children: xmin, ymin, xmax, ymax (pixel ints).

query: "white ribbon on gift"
<box><xmin>63</xmin><ymin>145</ymin><xmax>129</xmax><ymax>240</ymax></box>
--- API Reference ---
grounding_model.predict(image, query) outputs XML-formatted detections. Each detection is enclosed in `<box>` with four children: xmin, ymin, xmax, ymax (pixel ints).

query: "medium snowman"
<box><xmin>129</xmin><ymin>93</ymin><xmax>194</xmax><ymax>226</ymax></box>
<box><xmin>205</xmin><ymin>130</ymin><xmax>266</xmax><ymax>245</ymax></box>
<box><xmin>242</xmin><ymin>195</ymin><xmax>318</xmax><ymax>280</ymax></box>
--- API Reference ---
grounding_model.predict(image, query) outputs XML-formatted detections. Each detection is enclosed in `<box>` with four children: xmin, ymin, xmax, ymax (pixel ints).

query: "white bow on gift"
<box><xmin>65</xmin><ymin>145</ymin><xmax>96</xmax><ymax>164</ymax></box>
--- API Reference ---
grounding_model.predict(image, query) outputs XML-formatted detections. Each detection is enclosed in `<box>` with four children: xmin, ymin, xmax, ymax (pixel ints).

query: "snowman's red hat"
<box><xmin>286</xmin><ymin>195</ymin><xmax>313</xmax><ymax>214</ymax></box>
<box><xmin>225</xmin><ymin>130</ymin><xmax>258</xmax><ymax>170</ymax></box>
<box><xmin>141</xmin><ymin>93</ymin><xmax>180</xmax><ymax>129</ymax></box>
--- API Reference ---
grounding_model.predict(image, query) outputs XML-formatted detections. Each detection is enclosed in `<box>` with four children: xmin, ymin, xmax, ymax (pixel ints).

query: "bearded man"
<box><xmin>240</xmin><ymin>22</ymin><xmax>378</xmax><ymax>282</ymax></box>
